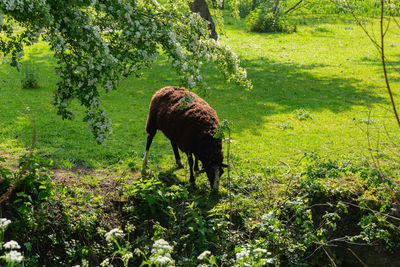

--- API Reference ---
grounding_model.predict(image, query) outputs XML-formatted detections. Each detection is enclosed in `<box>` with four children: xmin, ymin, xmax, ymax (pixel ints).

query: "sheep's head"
<box><xmin>198</xmin><ymin>134</ymin><xmax>228</xmax><ymax>190</ymax></box>
<box><xmin>202</xmin><ymin>146</ymin><xmax>228</xmax><ymax>190</ymax></box>
<box><xmin>204</xmin><ymin>163</ymin><xmax>227</xmax><ymax>190</ymax></box>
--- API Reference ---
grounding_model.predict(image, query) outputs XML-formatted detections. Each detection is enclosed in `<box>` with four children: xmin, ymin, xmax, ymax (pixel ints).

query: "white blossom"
<box><xmin>0</xmin><ymin>218</ymin><xmax>11</xmax><ymax>231</ymax></box>
<box><xmin>122</xmin><ymin>252</ymin><xmax>133</xmax><ymax>262</ymax></box>
<box><xmin>235</xmin><ymin>248</ymin><xmax>250</xmax><ymax>261</ymax></box>
<box><xmin>187</xmin><ymin>75</ymin><xmax>196</xmax><ymax>88</ymax></box>
<box><xmin>2</xmin><ymin>250</ymin><xmax>24</xmax><ymax>263</ymax></box>
<box><xmin>0</xmin><ymin>0</ymin><xmax>251</xmax><ymax>144</ymax></box>
<box><xmin>105</xmin><ymin>228</ymin><xmax>124</xmax><ymax>242</ymax></box>
<box><xmin>197</xmin><ymin>250</ymin><xmax>211</xmax><ymax>260</ymax></box>
<box><xmin>3</xmin><ymin>240</ymin><xmax>21</xmax><ymax>250</ymax></box>
<box><xmin>151</xmin><ymin>239</ymin><xmax>173</xmax><ymax>255</ymax></box>
<box><xmin>100</xmin><ymin>258</ymin><xmax>110</xmax><ymax>267</ymax></box>
<box><xmin>154</xmin><ymin>256</ymin><xmax>172</xmax><ymax>265</ymax></box>
<box><xmin>253</xmin><ymin>248</ymin><xmax>268</xmax><ymax>254</ymax></box>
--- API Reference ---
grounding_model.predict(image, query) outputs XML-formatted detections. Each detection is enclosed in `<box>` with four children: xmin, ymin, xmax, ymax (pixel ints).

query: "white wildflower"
<box><xmin>0</xmin><ymin>218</ymin><xmax>11</xmax><ymax>231</ymax></box>
<box><xmin>151</xmin><ymin>239</ymin><xmax>173</xmax><ymax>255</ymax></box>
<box><xmin>197</xmin><ymin>250</ymin><xmax>211</xmax><ymax>260</ymax></box>
<box><xmin>2</xmin><ymin>250</ymin><xmax>23</xmax><ymax>263</ymax></box>
<box><xmin>105</xmin><ymin>228</ymin><xmax>124</xmax><ymax>242</ymax></box>
<box><xmin>3</xmin><ymin>240</ymin><xmax>21</xmax><ymax>250</ymax></box>
<box><xmin>122</xmin><ymin>252</ymin><xmax>133</xmax><ymax>263</ymax></box>
<box><xmin>153</xmin><ymin>256</ymin><xmax>172</xmax><ymax>265</ymax></box>
<box><xmin>100</xmin><ymin>258</ymin><xmax>110</xmax><ymax>267</ymax></box>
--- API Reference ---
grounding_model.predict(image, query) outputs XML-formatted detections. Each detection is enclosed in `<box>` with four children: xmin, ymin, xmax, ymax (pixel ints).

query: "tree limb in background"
<box><xmin>285</xmin><ymin>0</ymin><xmax>305</xmax><ymax>14</ymax></box>
<box><xmin>271</xmin><ymin>0</ymin><xmax>280</xmax><ymax>14</ymax></box>
<box><xmin>252</xmin><ymin>0</ymin><xmax>257</xmax><ymax>10</ymax></box>
<box><xmin>347</xmin><ymin>0</ymin><xmax>400</xmax><ymax>128</ymax></box>
<box><xmin>379</xmin><ymin>0</ymin><xmax>400</xmax><ymax>128</ymax></box>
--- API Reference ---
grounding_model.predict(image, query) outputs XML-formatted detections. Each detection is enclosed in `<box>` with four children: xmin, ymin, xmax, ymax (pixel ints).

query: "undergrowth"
<box><xmin>0</xmin><ymin>151</ymin><xmax>399</xmax><ymax>266</ymax></box>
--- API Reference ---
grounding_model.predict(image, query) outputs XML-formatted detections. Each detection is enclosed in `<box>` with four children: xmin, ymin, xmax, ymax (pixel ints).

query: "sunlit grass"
<box><xmin>1</xmin><ymin>14</ymin><xmax>400</xmax><ymax>177</ymax></box>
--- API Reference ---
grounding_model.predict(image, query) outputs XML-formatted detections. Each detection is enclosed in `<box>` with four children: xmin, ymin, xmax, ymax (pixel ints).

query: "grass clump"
<box><xmin>294</xmin><ymin>108</ymin><xmax>313</xmax><ymax>121</ymax></box>
<box><xmin>21</xmin><ymin>62</ymin><xmax>40</xmax><ymax>89</ymax></box>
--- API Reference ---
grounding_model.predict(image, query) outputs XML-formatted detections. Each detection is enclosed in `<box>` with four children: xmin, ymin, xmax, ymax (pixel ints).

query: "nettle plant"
<box><xmin>0</xmin><ymin>0</ymin><xmax>251</xmax><ymax>143</ymax></box>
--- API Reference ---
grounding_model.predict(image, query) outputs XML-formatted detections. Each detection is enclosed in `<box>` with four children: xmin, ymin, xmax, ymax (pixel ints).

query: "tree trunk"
<box><xmin>252</xmin><ymin>0</ymin><xmax>257</xmax><ymax>10</ymax></box>
<box><xmin>272</xmin><ymin>0</ymin><xmax>280</xmax><ymax>14</ymax></box>
<box><xmin>189</xmin><ymin>0</ymin><xmax>218</xmax><ymax>40</ymax></box>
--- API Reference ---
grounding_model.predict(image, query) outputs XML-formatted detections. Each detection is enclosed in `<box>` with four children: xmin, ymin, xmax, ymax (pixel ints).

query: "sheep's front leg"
<box><xmin>171</xmin><ymin>141</ymin><xmax>184</xmax><ymax>169</ymax></box>
<box><xmin>187</xmin><ymin>153</ymin><xmax>195</xmax><ymax>185</ymax></box>
<box><xmin>143</xmin><ymin>133</ymin><xmax>155</xmax><ymax>169</ymax></box>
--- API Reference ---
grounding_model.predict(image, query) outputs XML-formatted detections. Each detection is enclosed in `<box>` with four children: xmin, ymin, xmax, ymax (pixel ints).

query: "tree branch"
<box><xmin>380</xmin><ymin>0</ymin><xmax>400</xmax><ymax>128</ymax></box>
<box><xmin>285</xmin><ymin>0</ymin><xmax>305</xmax><ymax>14</ymax></box>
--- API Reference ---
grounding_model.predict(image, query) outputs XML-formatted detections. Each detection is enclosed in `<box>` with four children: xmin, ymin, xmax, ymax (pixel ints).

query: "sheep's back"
<box><xmin>147</xmin><ymin>86</ymin><xmax>219</xmax><ymax>153</ymax></box>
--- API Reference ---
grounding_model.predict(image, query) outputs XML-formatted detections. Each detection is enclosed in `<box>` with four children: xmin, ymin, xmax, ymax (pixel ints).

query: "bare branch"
<box><xmin>379</xmin><ymin>0</ymin><xmax>400</xmax><ymax>128</ymax></box>
<box><xmin>285</xmin><ymin>0</ymin><xmax>305</xmax><ymax>14</ymax></box>
<box><xmin>340</xmin><ymin>201</ymin><xmax>400</xmax><ymax>223</ymax></box>
<box><xmin>322</xmin><ymin>247</ymin><xmax>338</xmax><ymax>267</ymax></box>
<box><xmin>347</xmin><ymin>248</ymin><xmax>368</xmax><ymax>267</ymax></box>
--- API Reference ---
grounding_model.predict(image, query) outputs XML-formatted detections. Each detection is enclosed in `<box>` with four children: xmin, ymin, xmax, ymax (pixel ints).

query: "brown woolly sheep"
<box><xmin>143</xmin><ymin>86</ymin><xmax>227</xmax><ymax>190</ymax></box>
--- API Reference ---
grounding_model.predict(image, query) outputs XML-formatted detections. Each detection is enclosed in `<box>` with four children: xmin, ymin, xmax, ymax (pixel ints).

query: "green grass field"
<box><xmin>1</xmin><ymin>14</ymin><xmax>400</xmax><ymax>176</ymax></box>
<box><xmin>2</xmin><ymin>10</ymin><xmax>400</xmax><ymax>266</ymax></box>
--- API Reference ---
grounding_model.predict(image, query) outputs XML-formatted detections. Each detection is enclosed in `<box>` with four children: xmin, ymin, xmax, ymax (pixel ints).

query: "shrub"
<box><xmin>236</xmin><ymin>0</ymin><xmax>254</xmax><ymax>18</ymax></box>
<box><xmin>246</xmin><ymin>4</ymin><xmax>296</xmax><ymax>33</ymax></box>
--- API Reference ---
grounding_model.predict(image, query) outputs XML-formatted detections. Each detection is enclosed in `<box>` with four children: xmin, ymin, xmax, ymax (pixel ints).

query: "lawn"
<box><xmin>1</xmin><ymin>14</ymin><xmax>400</xmax><ymax>175</ymax></box>
<box><xmin>2</xmin><ymin>11</ymin><xmax>400</xmax><ymax>266</ymax></box>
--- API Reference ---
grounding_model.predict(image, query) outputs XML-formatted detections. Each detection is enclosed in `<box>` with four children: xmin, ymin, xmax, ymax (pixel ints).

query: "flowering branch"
<box><xmin>0</xmin><ymin>0</ymin><xmax>251</xmax><ymax>143</ymax></box>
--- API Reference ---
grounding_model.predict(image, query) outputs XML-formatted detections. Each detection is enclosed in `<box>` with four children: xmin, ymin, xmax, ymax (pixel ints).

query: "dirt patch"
<box><xmin>1</xmin><ymin>152</ymin><xmax>141</xmax><ymax>206</ymax></box>
<box><xmin>50</xmin><ymin>166</ymin><xmax>141</xmax><ymax>203</ymax></box>
<box><xmin>0</xmin><ymin>151</ymin><xmax>21</xmax><ymax>172</ymax></box>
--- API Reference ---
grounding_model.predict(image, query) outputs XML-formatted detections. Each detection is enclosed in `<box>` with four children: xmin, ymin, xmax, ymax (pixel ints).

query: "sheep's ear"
<box><xmin>221</xmin><ymin>163</ymin><xmax>229</xmax><ymax>168</ymax></box>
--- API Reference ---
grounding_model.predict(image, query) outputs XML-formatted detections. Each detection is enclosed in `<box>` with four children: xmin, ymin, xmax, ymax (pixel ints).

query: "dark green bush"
<box><xmin>246</xmin><ymin>4</ymin><xmax>296</xmax><ymax>33</ymax></box>
<box><xmin>236</xmin><ymin>0</ymin><xmax>254</xmax><ymax>18</ymax></box>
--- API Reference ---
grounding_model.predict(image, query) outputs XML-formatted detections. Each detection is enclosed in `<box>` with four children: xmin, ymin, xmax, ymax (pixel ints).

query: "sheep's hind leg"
<box><xmin>187</xmin><ymin>153</ymin><xmax>195</xmax><ymax>186</ymax></box>
<box><xmin>171</xmin><ymin>141</ymin><xmax>184</xmax><ymax>169</ymax></box>
<box><xmin>143</xmin><ymin>133</ymin><xmax>155</xmax><ymax>169</ymax></box>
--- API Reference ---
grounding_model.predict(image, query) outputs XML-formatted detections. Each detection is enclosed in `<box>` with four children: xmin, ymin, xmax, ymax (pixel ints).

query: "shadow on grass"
<box><xmin>200</xmin><ymin>57</ymin><xmax>385</xmax><ymax>135</ymax></box>
<box><xmin>1</xmin><ymin>51</ymin><xmax>386</xmax><ymax>166</ymax></box>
